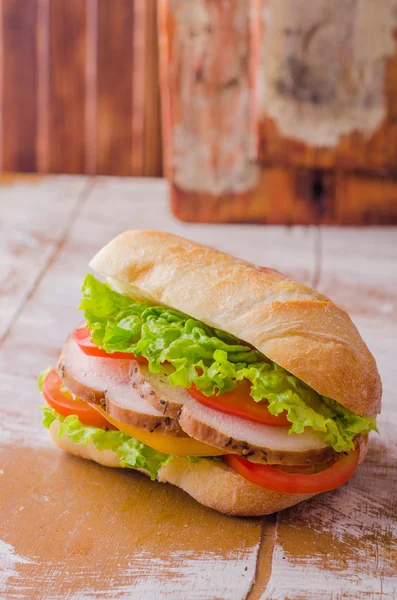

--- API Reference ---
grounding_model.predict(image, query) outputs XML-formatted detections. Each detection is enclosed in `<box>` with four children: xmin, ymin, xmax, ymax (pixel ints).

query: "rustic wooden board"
<box><xmin>0</xmin><ymin>0</ymin><xmax>162</xmax><ymax>177</ymax></box>
<box><xmin>96</xmin><ymin>0</ymin><xmax>134</xmax><ymax>176</ymax></box>
<box><xmin>170</xmin><ymin>168</ymin><xmax>336</xmax><ymax>225</ymax></box>
<box><xmin>334</xmin><ymin>174</ymin><xmax>397</xmax><ymax>225</ymax></box>
<box><xmin>159</xmin><ymin>0</ymin><xmax>397</xmax><ymax>225</ymax></box>
<box><xmin>0</xmin><ymin>0</ymin><xmax>38</xmax><ymax>172</ymax></box>
<box><xmin>158</xmin><ymin>0</ymin><xmax>259</xmax><ymax>222</ymax></box>
<box><xmin>143</xmin><ymin>0</ymin><xmax>163</xmax><ymax>177</ymax></box>
<box><xmin>255</xmin><ymin>0</ymin><xmax>397</xmax><ymax>175</ymax></box>
<box><xmin>0</xmin><ymin>176</ymin><xmax>395</xmax><ymax>598</ymax></box>
<box><xmin>47</xmin><ymin>0</ymin><xmax>87</xmax><ymax>174</ymax></box>
<box><xmin>130</xmin><ymin>0</ymin><xmax>145</xmax><ymax>176</ymax></box>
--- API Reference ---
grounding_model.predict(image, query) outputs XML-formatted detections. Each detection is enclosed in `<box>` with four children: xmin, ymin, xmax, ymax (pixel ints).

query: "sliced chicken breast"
<box><xmin>105</xmin><ymin>384</ymin><xmax>186</xmax><ymax>435</ymax></box>
<box><xmin>131</xmin><ymin>363</ymin><xmax>190</xmax><ymax>418</ymax></box>
<box><xmin>179</xmin><ymin>395</ymin><xmax>338</xmax><ymax>466</ymax></box>
<box><xmin>58</xmin><ymin>335</ymin><xmax>133</xmax><ymax>403</ymax></box>
<box><xmin>58</xmin><ymin>336</ymin><xmax>184</xmax><ymax>434</ymax></box>
<box><xmin>59</xmin><ymin>335</ymin><xmax>338</xmax><ymax>466</ymax></box>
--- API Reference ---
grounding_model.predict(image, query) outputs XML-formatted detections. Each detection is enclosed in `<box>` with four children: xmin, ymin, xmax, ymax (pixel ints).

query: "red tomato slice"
<box><xmin>225</xmin><ymin>449</ymin><xmax>360</xmax><ymax>494</ymax></box>
<box><xmin>72</xmin><ymin>327</ymin><xmax>147</xmax><ymax>362</ymax></box>
<box><xmin>189</xmin><ymin>379</ymin><xmax>290</xmax><ymax>426</ymax></box>
<box><xmin>42</xmin><ymin>369</ymin><xmax>115</xmax><ymax>429</ymax></box>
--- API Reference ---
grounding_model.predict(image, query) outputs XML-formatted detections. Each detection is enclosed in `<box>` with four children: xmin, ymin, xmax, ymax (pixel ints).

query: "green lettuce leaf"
<box><xmin>38</xmin><ymin>367</ymin><xmax>51</xmax><ymax>392</ymax></box>
<box><xmin>42</xmin><ymin>405</ymin><xmax>173</xmax><ymax>479</ymax></box>
<box><xmin>79</xmin><ymin>275</ymin><xmax>377</xmax><ymax>453</ymax></box>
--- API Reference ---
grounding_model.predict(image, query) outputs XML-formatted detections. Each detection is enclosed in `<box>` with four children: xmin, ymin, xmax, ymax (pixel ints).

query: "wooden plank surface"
<box><xmin>48</xmin><ymin>0</ymin><xmax>86</xmax><ymax>174</ymax></box>
<box><xmin>0</xmin><ymin>175</ymin><xmax>395</xmax><ymax>598</ymax></box>
<box><xmin>96</xmin><ymin>0</ymin><xmax>134</xmax><ymax>176</ymax></box>
<box><xmin>0</xmin><ymin>0</ymin><xmax>38</xmax><ymax>172</ymax></box>
<box><xmin>143</xmin><ymin>0</ymin><xmax>163</xmax><ymax>177</ymax></box>
<box><xmin>171</xmin><ymin>168</ymin><xmax>336</xmax><ymax>225</ymax></box>
<box><xmin>131</xmin><ymin>0</ymin><xmax>146</xmax><ymax>176</ymax></box>
<box><xmin>0</xmin><ymin>176</ymin><xmax>89</xmax><ymax>341</ymax></box>
<box><xmin>0</xmin><ymin>0</ymin><xmax>162</xmax><ymax>177</ymax></box>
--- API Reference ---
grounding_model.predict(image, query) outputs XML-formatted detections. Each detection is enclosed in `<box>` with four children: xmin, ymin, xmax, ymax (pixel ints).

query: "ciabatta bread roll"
<box><xmin>41</xmin><ymin>230</ymin><xmax>380</xmax><ymax>517</ymax></box>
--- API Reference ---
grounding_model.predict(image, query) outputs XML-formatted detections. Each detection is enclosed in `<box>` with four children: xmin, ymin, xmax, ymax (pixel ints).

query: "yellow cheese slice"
<box><xmin>92</xmin><ymin>405</ymin><xmax>225</xmax><ymax>457</ymax></box>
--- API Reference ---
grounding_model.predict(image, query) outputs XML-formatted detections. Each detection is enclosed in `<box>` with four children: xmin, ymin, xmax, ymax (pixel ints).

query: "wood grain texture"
<box><xmin>159</xmin><ymin>0</ymin><xmax>258</xmax><ymax>199</ymax></box>
<box><xmin>96</xmin><ymin>0</ymin><xmax>133</xmax><ymax>176</ymax></box>
<box><xmin>0</xmin><ymin>0</ymin><xmax>162</xmax><ymax>177</ymax></box>
<box><xmin>131</xmin><ymin>0</ymin><xmax>145</xmax><ymax>176</ymax></box>
<box><xmin>0</xmin><ymin>0</ymin><xmax>38</xmax><ymax>172</ymax></box>
<box><xmin>157</xmin><ymin>0</ymin><xmax>172</xmax><ymax>179</ymax></box>
<box><xmin>144</xmin><ymin>0</ymin><xmax>163</xmax><ymax>176</ymax></box>
<box><xmin>335</xmin><ymin>173</ymin><xmax>397</xmax><ymax>225</ymax></box>
<box><xmin>171</xmin><ymin>168</ymin><xmax>397</xmax><ymax>226</ymax></box>
<box><xmin>84</xmin><ymin>0</ymin><xmax>97</xmax><ymax>175</ymax></box>
<box><xmin>171</xmin><ymin>168</ymin><xmax>335</xmax><ymax>224</ymax></box>
<box><xmin>0</xmin><ymin>175</ymin><xmax>88</xmax><ymax>342</ymax></box>
<box><xmin>48</xmin><ymin>0</ymin><xmax>86</xmax><ymax>173</ymax></box>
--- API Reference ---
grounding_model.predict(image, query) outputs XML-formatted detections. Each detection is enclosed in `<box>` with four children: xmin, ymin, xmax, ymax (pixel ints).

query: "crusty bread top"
<box><xmin>90</xmin><ymin>230</ymin><xmax>381</xmax><ymax>418</ymax></box>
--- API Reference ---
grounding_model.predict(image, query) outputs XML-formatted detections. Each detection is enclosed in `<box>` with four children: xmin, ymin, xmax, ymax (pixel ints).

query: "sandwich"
<box><xmin>39</xmin><ymin>230</ymin><xmax>381</xmax><ymax>516</ymax></box>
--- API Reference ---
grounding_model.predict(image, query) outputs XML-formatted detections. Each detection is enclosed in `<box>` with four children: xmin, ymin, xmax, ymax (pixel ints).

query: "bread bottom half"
<box><xmin>49</xmin><ymin>421</ymin><xmax>368</xmax><ymax>516</ymax></box>
<box><xmin>49</xmin><ymin>420</ymin><xmax>321</xmax><ymax>516</ymax></box>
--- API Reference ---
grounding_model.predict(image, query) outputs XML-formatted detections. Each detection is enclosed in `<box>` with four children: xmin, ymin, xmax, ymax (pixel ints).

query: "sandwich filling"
<box><xmin>39</xmin><ymin>274</ymin><xmax>377</xmax><ymax>495</ymax></box>
<box><xmin>79</xmin><ymin>274</ymin><xmax>376</xmax><ymax>452</ymax></box>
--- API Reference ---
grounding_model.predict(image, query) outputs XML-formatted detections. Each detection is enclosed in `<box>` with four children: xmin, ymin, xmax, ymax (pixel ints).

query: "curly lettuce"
<box><xmin>42</xmin><ymin>405</ymin><xmax>173</xmax><ymax>479</ymax></box>
<box><xmin>79</xmin><ymin>275</ymin><xmax>377</xmax><ymax>453</ymax></box>
<box><xmin>38</xmin><ymin>366</ymin><xmax>51</xmax><ymax>392</ymax></box>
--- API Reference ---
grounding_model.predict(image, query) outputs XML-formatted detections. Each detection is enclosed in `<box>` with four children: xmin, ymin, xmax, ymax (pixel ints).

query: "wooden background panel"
<box><xmin>171</xmin><ymin>168</ymin><xmax>336</xmax><ymax>224</ymax></box>
<box><xmin>335</xmin><ymin>173</ymin><xmax>397</xmax><ymax>225</ymax></box>
<box><xmin>0</xmin><ymin>0</ymin><xmax>38</xmax><ymax>172</ymax></box>
<box><xmin>96</xmin><ymin>0</ymin><xmax>133</xmax><ymax>176</ymax></box>
<box><xmin>143</xmin><ymin>0</ymin><xmax>163</xmax><ymax>176</ymax></box>
<box><xmin>47</xmin><ymin>0</ymin><xmax>86</xmax><ymax>173</ymax></box>
<box><xmin>0</xmin><ymin>0</ymin><xmax>162</xmax><ymax>177</ymax></box>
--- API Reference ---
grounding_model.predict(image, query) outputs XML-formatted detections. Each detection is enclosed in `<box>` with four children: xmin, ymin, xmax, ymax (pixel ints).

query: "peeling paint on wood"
<box><xmin>161</xmin><ymin>0</ymin><xmax>397</xmax><ymax>224</ymax></box>
<box><xmin>259</xmin><ymin>0</ymin><xmax>397</xmax><ymax>146</ymax></box>
<box><xmin>160</xmin><ymin>0</ymin><xmax>258</xmax><ymax>195</ymax></box>
<box><xmin>0</xmin><ymin>540</ymin><xmax>35</xmax><ymax>596</ymax></box>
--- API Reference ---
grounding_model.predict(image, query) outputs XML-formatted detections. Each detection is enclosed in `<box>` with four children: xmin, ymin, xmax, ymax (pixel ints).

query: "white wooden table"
<box><xmin>0</xmin><ymin>176</ymin><xmax>396</xmax><ymax>599</ymax></box>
